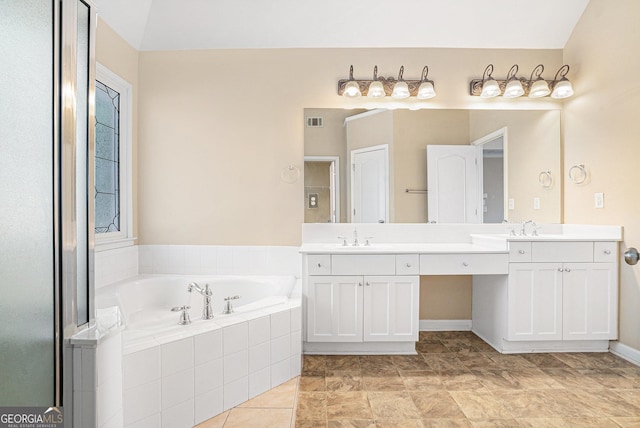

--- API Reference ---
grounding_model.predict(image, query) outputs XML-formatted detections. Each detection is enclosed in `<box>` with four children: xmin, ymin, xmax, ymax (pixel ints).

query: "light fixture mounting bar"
<box><xmin>469</xmin><ymin>78</ymin><xmax>555</xmax><ymax>97</ymax></box>
<box><xmin>338</xmin><ymin>77</ymin><xmax>424</xmax><ymax>97</ymax></box>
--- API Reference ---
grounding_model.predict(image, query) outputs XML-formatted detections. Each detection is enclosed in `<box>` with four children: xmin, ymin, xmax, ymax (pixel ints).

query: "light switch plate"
<box><xmin>594</xmin><ymin>192</ymin><xmax>604</xmax><ymax>208</ymax></box>
<box><xmin>508</xmin><ymin>198</ymin><xmax>515</xmax><ymax>210</ymax></box>
<box><xmin>533</xmin><ymin>197</ymin><xmax>540</xmax><ymax>210</ymax></box>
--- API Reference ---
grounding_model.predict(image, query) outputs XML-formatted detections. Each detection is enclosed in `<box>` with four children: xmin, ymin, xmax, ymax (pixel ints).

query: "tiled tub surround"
<box><xmin>85</xmin><ymin>245</ymin><xmax>302</xmax><ymax>428</ymax></box>
<box><xmin>121</xmin><ymin>303</ymin><xmax>302</xmax><ymax>428</ymax></box>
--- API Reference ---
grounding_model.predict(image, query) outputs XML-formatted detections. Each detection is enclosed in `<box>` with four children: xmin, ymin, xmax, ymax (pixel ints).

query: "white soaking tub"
<box><xmin>95</xmin><ymin>274</ymin><xmax>302</xmax><ymax>427</ymax></box>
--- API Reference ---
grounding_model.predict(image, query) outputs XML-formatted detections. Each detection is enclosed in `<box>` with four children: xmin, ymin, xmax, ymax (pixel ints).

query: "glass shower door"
<box><xmin>0</xmin><ymin>0</ymin><xmax>56</xmax><ymax>406</ymax></box>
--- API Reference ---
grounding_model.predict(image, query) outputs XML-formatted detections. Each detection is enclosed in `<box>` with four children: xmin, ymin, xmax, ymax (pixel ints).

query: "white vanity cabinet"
<box><xmin>507</xmin><ymin>240</ymin><xmax>618</xmax><ymax>342</ymax></box>
<box><xmin>475</xmin><ymin>239</ymin><xmax>619</xmax><ymax>353</ymax></box>
<box><xmin>304</xmin><ymin>254</ymin><xmax>419</xmax><ymax>353</ymax></box>
<box><xmin>306</xmin><ymin>275</ymin><xmax>419</xmax><ymax>343</ymax></box>
<box><xmin>507</xmin><ymin>261</ymin><xmax>617</xmax><ymax>341</ymax></box>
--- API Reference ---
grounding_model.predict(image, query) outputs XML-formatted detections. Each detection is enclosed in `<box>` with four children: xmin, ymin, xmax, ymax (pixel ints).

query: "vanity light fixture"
<box><xmin>367</xmin><ymin>66</ymin><xmax>386</xmax><ymax>98</ymax></box>
<box><xmin>479</xmin><ymin>64</ymin><xmax>501</xmax><ymax>98</ymax></box>
<box><xmin>470</xmin><ymin>64</ymin><xmax>574</xmax><ymax>99</ymax></box>
<box><xmin>342</xmin><ymin>65</ymin><xmax>362</xmax><ymax>98</ymax></box>
<box><xmin>528</xmin><ymin>64</ymin><xmax>550</xmax><ymax>98</ymax></box>
<box><xmin>417</xmin><ymin>66</ymin><xmax>436</xmax><ymax>99</ymax></box>
<box><xmin>338</xmin><ymin>65</ymin><xmax>437</xmax><ymax>99</ymax></box>
<box><xmin>550</xmin><ymin>65</ymin><xmax>574</xmax><ymax>99</ymax></box>
<box><xmin>503</xmin><ymin>65</ymin><xmax>525</xmax><ymax>98</ymax></box>
<box><xmin>391</xmin><ymin>66</ymin><xmax>410</xmax><ymax>99</ymax></box>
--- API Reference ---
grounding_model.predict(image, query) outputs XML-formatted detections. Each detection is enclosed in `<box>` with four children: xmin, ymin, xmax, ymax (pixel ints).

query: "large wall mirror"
<box><xmin>304</xmin><ymin>108</ymin><xmax>561</xmax><ymax>224</ymax></box>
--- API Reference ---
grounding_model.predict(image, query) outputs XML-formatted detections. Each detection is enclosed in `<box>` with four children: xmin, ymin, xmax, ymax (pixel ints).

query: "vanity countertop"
<box><xmin>299</xmin><ymin>242</ymin><xmax>508</xmax><ymax>255</ymax></box>
<box><xmin>471</xmin><ymin>233</ymin><xmax>623</xmax><ymax>243</ymax></box>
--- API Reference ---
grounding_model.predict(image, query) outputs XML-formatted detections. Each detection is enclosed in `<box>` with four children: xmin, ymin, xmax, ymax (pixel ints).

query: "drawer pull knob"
<box><xmin>406</xmin><ymin>263</ymin><xmax>412</xmax><ymax>267</ymax></box>
<box><xmin>604</xmin><ymin>250</ymin><xmax>612</xmax><ymax>255</ymax></box>
<box><xmin>558</xmin><ymin>268</ymin><xmax>563</xmax><ymax>272</ymax></box>
<box><xmin>462</xmin><ymin>262</ymin><xmax>469</xmax><ymax>267</ymax></box>
<box><xmin>317</xmin><ymin>263</ymin><xmax>322</xmax><ymax>268</ymax></box>
<box><xmin>358</xmin><ymin>282</ymin><xmax>363</xmax><ymax>287</ymax></box>
<box><xmin>518</xmin><ymin>250</ymin><xmax>525</xmax><ymax>254</ymax></box>
<box><xmin>366</xmin><ymin>282</ymin><xmax>370</xmax><ymax>286</ymax></box>
<box><xmin>564</xmin><ymin>268</ymin><xmax>571</xmax><ymax>272</ymax></box>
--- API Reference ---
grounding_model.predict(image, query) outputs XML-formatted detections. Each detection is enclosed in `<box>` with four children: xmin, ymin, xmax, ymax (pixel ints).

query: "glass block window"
<box><xmin>94</xmin><ymin>80</ymin><xmax>120</xmax><ymax>233</ymax></box>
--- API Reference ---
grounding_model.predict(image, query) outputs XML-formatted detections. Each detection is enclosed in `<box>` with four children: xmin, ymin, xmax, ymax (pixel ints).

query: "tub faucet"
<box><xmin>171</xmin><ymin>305</ymin><xmax>192</xmax><ymax>325</ymax></box>
<box><xmin>223</xmin><ymin>295</ymin><xmax>240</xmax><ymax>315</ymax></box>
<box><xmin>188</xmin><ymin>282</ymin><xmax>214</xmax><ymax>320</ymax></box>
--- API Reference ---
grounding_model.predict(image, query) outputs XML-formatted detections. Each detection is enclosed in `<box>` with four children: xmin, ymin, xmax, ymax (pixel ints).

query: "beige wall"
<box><xmin>95</xmin><ymin>19</ymin><xmax>139</xmax><ymax>240</ymax></box>
<box><xmin>136</xmin><ymin>48</ymin><xmax>563</xmax><ymax>245</ymax></box>
<box><xmin>563</xmin><ymin>0</ymin><xmax>640</xmax><ymax>350</ymax></box>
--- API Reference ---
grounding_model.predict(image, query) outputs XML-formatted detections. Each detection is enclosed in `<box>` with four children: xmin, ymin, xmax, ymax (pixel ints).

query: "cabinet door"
<box><xmin>307</xmin><ymin>276</ymin><xmax>363</xmax><ymax>342</ymax></box>
<box><xmin>363</xmin><ymin>276</ymin><xmax>419</xmax><ymax>342</ymax></box>
<box><xmin>508</xmin><ymin>263</ymin><xmax>563</xmax><ymax>341</ymax></box>
<box><xmin>563</xmin><ymin>263</ymin><xmax>618</xmax><ymax>340</ymax></box>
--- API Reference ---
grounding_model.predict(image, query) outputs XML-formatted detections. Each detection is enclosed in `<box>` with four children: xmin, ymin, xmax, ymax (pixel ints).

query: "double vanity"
<box><xmin>300</xmin><ymin>223</ymin><xmax>622</xmax><ymax>355</ymax></box>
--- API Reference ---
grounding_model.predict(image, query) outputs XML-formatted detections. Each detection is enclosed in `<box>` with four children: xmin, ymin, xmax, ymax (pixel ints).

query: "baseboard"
<box><xmin>419</xmin><ymin>319</ymin><xmax>472</xmax><ymax>331</ymax></box>
<box><xmin>609</xmin><ymin>341</ymin><xmax>640</xmax><ymax>367</ymax></box>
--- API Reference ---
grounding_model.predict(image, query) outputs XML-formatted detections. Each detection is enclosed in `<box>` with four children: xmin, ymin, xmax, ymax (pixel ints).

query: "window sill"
<box><xmin>95</xmin><ymin>237</ymin><xmax>136</xmax><ymax>252</ymax></box>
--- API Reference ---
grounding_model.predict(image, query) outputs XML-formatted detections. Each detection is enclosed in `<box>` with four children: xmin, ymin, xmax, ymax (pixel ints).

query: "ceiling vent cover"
<box><xmin>306</xmin><ymin>117</ymin><xmax>323</xmax><ymax>128</ymax></box>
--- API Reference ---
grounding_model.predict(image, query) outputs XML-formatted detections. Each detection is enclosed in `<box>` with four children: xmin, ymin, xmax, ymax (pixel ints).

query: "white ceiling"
<box><xmin>93</xmin><ymin>0</ymin><xmax>590</xmax><ymax>51</ymax></box>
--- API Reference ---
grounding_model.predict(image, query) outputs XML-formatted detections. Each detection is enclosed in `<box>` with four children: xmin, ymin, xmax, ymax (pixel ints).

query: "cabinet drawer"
<box><xmin>332</xmin><ymin>255</ymin><xmax>396</xmax><ymax>275</ymax></box>
<box><xmin>308</xmin><ymin>255</ymin><xmax>331</xmax><ymax>275</ymax></box>
<box><xmin>531</xmin><ymin>242</ymin><xmax>594</xmax><ymax>262</ymax></box>
<box><xmin>420</xmin><ymin>253</ymin><xmax>508</xmax><ymax>275</ymax></box>
<box><xmin>396</xmin><ymin>254</ymin><xmax>419</xmax><ymax>275</ymax></box>
<box><xmin>594</xmin><ymin>242</ymin><xmax>618</xmax><ymax>262</ymax></box>
<box><xmin>509</xmin><ymin>242</ymin><xmax>532</xmax><ymax>262</ymax></box>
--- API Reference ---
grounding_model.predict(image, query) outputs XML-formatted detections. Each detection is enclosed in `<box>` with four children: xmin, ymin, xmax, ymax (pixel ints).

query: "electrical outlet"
<box><xmin>533</xmin><ymin>197</ymin><xmax>540</xmax><ymax>210</ymax></box>
<box><xmin>308</xmin><ymin>193</ymin><xmax>318</xmax><ymax>209</ymax></box>
<box><xmin>594</xmin><ymin>192</ymin><xmax>604</xmax><ymax>209</ymax></box>
<box><xmin>508</xmin><ymin>198</ymin><xmax>515</xmax><ymax>210</ymax></box>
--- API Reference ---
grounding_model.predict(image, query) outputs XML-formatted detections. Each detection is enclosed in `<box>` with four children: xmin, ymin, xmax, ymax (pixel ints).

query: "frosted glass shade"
<box><xmin>551</xmin><ymin>80</ymin><xmax>574</xmax><ymax>99</ymax></box>
<box><xmin>480</xmin><ymin>79</ymin><xmax>501</xmax><ymax>98</ymax></box>
<box><xmin>504</xmin><ymin>80</ymin><xmax>524</xmax><ymax>98</ymax></box>
<box><xmin>417</xmin><ymin>81</ymin><xmax>436</xmax><ymax>99</ymax></box>
<box><xmin>367</xmin><ymin>80</ymin><xmax>385</xmax><ymax>98</ymax></box>
<box><xmin>528</xmin><ymin>79</ymin><xmax>550</xmax><ymax>98</ymax></box>
<box><xmin>391</xmin><ymin>81</ymin><xmax>410</xmax><ymax>99</ymax></box>
<box><xmin>343</xmin><ymin>80</ymin><xmax>361</xmax><ymax>98</ymax></box>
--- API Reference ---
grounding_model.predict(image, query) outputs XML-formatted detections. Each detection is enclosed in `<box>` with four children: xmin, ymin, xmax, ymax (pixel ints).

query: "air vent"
<box><xmin>306</xmin><ymin>117</ymin><xmax>323</xmax><ymax>128</ymax></box>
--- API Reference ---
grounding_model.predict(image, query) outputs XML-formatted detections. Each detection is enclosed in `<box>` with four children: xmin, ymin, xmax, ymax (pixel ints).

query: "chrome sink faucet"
<box><xmin>520</xmin><ymin>220</ymin><xmax>537</xmax><ymax>236</ymax></box>
<box><xmin>187</xmin><ymin>282</ymin><xmax>214</xmax><ymax>320</ymax></box>
<box><xmin>352</xmin><ymin>228</ymin><xmax>359</xmax><ymax>246</ymax></box>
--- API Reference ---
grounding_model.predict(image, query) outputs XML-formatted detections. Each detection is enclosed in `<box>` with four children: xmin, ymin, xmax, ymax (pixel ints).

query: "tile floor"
<box><xmin>196</xmin><ymin>377</ymin><xmax>300</xmax><ymax>428</ymax></box>
<box><xmin>295</xmin><ymin>332</ymin><xmax>640</xmax><ymax>427</ymax></box>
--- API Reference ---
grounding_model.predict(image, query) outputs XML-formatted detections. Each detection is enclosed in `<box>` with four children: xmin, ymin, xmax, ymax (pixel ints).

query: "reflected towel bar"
<box><xmin>405</xmin><ymin>189</ymin><xmax>428</xmax><ymax>193</ymax></box>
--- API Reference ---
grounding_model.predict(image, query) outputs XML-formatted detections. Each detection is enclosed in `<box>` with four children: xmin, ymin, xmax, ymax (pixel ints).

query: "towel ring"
<box><xmin>280</xmin><ymin>164</ymin><xmax>300</xmax><ymax>184</ymax></box>
<box><xmin>569</xmin><ymin>164</ymin><xmax>587</xmax><ymax>184</ymax></box>
<box><xmin>538</xmin><ymin>171</ymin><xmax>553</xmax><ymax>188</ymax></box>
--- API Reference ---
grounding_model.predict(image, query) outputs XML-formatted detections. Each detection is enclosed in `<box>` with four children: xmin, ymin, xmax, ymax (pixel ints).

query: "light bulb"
<box><xmin>367</xmin><ymin>81</ymin><xmax>385</xmax><ymax>98</ymax></box>
<box><xmin>551</xmin><ymin>80</ymin><xmax>574</xmax><ymax>99</ymax></box>
<box><xmin>528</xmin><ymin>79</ymin><xmax>550</xmax><ymax>98</ymax></box>
<box><xmin>417</xmin><ymin>81</ymin><xmax>436</xmax><ymax>99</ymax></box>
<box><xmin>480</xmin><ymin>79</ymin><xmax>500</xmax><ymax>98</ymax></box>
<box><xmin>343</xmin><ymin>81</ymin><xmax>361</xmax><ymax>98</ymax></box>
<box><xmin>391</xmin><ymin>81</ymin><xmax>410</xmax><ymax>99</ymax></box>
<box><xmin>503</xmin><ymin>80</ymin><xmax>524</xmax><ymax>98</ymax></box>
